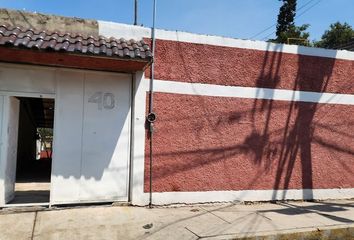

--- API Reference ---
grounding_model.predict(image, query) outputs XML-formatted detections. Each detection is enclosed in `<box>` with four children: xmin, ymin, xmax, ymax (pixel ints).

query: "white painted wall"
<box><xmin>0</xmin><ymin>96</ymin><xmax>20</xmax><ymax>205</ymax></box>
<box><xmin>130</xmin><ymin>72</ymin><xmax>148</xmax><ymax>205</ymax></box>
<box><xmin>153</xmin><ymin>79</ymin><xmax>354</xmax><ymax>105</ymax></box>
<box><xmin>0</xmin><ymin>64</ymin><xmax>56</xmax><ymax>95</ymax></box>
<box><xmin>4</xmin><ymin>97</ymin><xmax>20</xmax><ymax>203</ymax></box>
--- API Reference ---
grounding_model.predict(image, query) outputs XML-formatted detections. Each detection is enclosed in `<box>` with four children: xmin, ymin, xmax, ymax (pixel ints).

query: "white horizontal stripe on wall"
<box><xmin>99</xmin><ymin>21</ymin><xmax>354</xmax><ymax>61</ymax></box>
<box><xmin>153</xmin><ymin>79</ymin><xmax>354</xmax><ymax>105</ymax></box>
<box><xmin>132</xmin><ymin>188</ymin><xmax>354</xmax><ymax>206</ymax></box>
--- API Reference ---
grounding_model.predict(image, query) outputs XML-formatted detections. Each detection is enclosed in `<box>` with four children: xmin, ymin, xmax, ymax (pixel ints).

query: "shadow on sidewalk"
<box><xmin>144</xmin><ymin>200</ymin><xmax>354</xmax><ymax>239</ymax></box>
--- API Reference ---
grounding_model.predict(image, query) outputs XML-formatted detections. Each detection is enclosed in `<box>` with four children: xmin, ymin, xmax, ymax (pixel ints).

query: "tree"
<box><xmin>315</xmin><ymin>22</ymin><xmax>354</xmax><ymax>50</ymax></box>
<box><xmin>276</xmin><ymin>0</ymin><xmax>297</xmax><ymax>41</ymax></box>
<box><xmin>271</xmin><ymin>0</ymin><xmax>311</xmax><ymax>46</ymax></box>
<box><xmin>37</xmin><ymin>128</ymin><xmax>53</xmax><ymax>158</ymax></box>
<box><xmin>37</xmin><ymin>128</ymin><xmax>53</xmax><ymax>142</ymax></box>
<box><xmin>278</xmin><ymin>24</ymin><xmax>311</xmax><ymax>46</ymax></box>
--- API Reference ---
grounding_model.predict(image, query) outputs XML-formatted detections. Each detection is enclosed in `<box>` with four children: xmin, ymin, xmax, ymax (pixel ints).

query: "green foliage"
<box><xmin>314</xmin><ymin>22</ymin><xmax>354</xmax><ymax>49</ymax></box>
<box><xmin>271</xmin><ymin>0</ymin><xmax>311</xmax><ymax>45</ymax></box>
<box><xmin>276</xmin><ymin>0</ymin><xmax>297</xmax><ymax>39</ymax></box>
<box><xmin>278</xmin><ymin>24</ymin><xmax>311</xmax><ymax>46</ymax></box>
<box><xmin>37</xmin><ymin>128</ymin><xmax>53</xmax><ymax>142</ymax></box>
<box><xmin>270</xmin><ymin>24</ymin><xmax>311</xmax><ymax>46</ymax></box>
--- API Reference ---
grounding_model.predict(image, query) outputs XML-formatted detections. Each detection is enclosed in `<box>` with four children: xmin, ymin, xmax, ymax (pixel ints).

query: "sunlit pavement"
<box><xmin>1</xmin><ymin>200</ymin><xmax>354</xmax><ymax>240</ymax></box>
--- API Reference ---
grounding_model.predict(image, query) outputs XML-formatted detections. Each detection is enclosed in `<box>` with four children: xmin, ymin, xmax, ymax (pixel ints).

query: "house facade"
<box><xmin>0</xmin><ymin>9</ymin><xmax>353</xmax><ymax>207</ymax></box>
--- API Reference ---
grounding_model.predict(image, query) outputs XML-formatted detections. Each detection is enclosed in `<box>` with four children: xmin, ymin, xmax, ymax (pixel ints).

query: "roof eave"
<box><xmin>0</xmin><ymin>46</ymin><xmax>151</xmax><ymax>73</ymax></box>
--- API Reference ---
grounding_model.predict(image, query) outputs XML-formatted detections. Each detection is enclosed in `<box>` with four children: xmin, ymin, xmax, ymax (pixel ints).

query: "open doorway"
<box><xmin>10</xmin><ymin>97</ymin><xmax>55</xmax><ymax>205</ymax></box>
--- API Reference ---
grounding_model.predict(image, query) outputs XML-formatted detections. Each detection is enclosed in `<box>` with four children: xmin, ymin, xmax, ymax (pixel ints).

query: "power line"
<box><xmin>250</xmin><ymin>0</ymin><xmax>317</xmax><ymax>40</ymax></box>
<box><xmin>261</xmin><ymin>30</ymin><xmax>276</xmax><ymax>41</ymax></box>
<box><xmin>261</xmin><ymin>0</ymin><xmax>323</xmax><ymax>41</ymax></box>
<box><xmin>295</xmin><ymin>0</ymin><xmax>323</xmax><ymax>19</ymax></box>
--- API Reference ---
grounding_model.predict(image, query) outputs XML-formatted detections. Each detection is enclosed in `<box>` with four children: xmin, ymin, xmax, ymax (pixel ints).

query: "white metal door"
<box><xmin>79</xmin><ymin>73</ymin><xmax>131</xmax><ymax>201</ymax></box>
<box><xmin>0</xmin><ymin>96</ymin><xmax>20</xmax><ymax>205</ymax></box>
<box><xmin>51</xmin><ymin>70</ymin><xmax>132</xmax><ymax>204</ymax></box>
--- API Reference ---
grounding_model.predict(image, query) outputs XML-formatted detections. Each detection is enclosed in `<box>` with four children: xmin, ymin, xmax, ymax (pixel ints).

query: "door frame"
<box><xmin>0</xmin><ymin>91</ymin><xmax>56</xmax><ymax>207</ymax></box>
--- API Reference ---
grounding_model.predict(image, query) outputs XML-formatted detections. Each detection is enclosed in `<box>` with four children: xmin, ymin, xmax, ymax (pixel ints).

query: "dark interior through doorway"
<box><xmin>10</xmin><ymin>97</ymin><xmax>55</xmax><ymax>204</ymax></box>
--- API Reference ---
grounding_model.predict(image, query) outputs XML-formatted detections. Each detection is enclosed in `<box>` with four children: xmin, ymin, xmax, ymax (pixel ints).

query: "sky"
<box><xmin>0</xmin><ymin>0</ymin><xmax>353</xmax><ymax>42</ymax></box>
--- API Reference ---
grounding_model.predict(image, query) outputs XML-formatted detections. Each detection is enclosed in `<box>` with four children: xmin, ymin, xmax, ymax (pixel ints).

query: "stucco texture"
<box><xmin>144</xmin><ymin>93</ymin><xmax>354</xmax><ymax>192</ymax></box>
<box><xmin>148</xmin><ymin>39</ymin><xmax>354</xmax><ymax>94</ymax></box>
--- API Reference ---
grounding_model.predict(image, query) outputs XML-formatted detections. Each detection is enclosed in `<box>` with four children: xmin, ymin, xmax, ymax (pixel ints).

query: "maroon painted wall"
<box><xmin>145</xmin><ymin>93</ymin><xmax>354</xmax><ymax>192</ymax></box>
<box><xmin>146</xmin><ymin>39</ymin><xmax>354</xmax><ymax>93</ymax></box>
<box><xmin>144</xmin><ymin>39</ymin><xmax>354</xmax><ymax>193</ymax></box>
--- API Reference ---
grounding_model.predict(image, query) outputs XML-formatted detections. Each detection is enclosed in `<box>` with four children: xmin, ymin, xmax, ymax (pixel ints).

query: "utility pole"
<box><xmin>134</xmin><ymin>0</ymin><xmax>138</xmax><ymax>25</ymax></box>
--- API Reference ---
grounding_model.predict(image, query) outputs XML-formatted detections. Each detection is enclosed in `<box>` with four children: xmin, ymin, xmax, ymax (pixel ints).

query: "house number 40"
<box><xmin>88</xmin><ymin>92</ymin><xmax>115</xmax><ymax>110</ymax></box>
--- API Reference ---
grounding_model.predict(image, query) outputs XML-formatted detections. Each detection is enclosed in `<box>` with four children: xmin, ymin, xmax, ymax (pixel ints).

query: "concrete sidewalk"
<box><xmin>1</xmin><ymin>200</ymin><xmax>354</xmax><ymax>240</ymax></box>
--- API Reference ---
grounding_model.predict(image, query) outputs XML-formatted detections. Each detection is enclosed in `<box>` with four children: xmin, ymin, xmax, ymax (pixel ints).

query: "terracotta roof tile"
<box><xmin>0</xmin><ymin>25</ymin><xmax>152</xmax><ymax>60</ymax></box>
